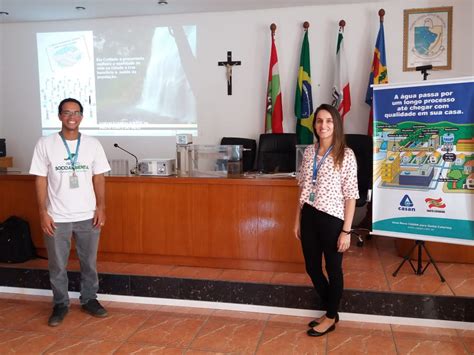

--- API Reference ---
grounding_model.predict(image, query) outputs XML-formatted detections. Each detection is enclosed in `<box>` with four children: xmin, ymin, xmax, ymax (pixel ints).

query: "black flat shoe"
<box><xmin>307</xmin><ymin>324</ymin><xmax>336</xmax><ymax>337</ymax></box>
<box><xmin>307</xmin><ymin>313</ymin><xmax>339</xmax><ymax>328</ymax></box>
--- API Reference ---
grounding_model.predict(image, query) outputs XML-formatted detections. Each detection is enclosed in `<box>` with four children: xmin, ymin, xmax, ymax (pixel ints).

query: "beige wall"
<box><xmin>0</xmin><ymin>0</ymin><xmax>472</xmax><ymax>170</ymax></box>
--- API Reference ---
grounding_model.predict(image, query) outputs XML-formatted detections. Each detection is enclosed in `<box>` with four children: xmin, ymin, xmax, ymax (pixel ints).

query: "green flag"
<box><xmin>294</xmin><ymin>30</ymin><xmax>314</xmax><ymax>145</ymax></box>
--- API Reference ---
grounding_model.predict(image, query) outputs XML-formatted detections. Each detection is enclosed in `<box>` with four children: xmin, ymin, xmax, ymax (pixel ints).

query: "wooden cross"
<box><xmin>218</xmin><ymin>51</ymin><xmax>241</xmax><ymax>95</ymax></box>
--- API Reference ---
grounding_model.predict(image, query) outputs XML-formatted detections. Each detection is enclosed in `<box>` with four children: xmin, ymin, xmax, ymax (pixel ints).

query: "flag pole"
<box><xmin>379</xmin><ymin>8</ymin><xmax>385</xmax><ymax>22</ymax></box>
<box><xmin>339</xmin><ymin>19</ymin><xmax>345</xmax><ymax>31</ymax></box>
<box><xmin>270</xmin><ymin>23</ymin><xmax>276</xmax><ymax>35</ymax></box>
<box><xmin>303</xmin><ymin>21</ymin><xmax>310</xmax><ymax>31</ymax></box>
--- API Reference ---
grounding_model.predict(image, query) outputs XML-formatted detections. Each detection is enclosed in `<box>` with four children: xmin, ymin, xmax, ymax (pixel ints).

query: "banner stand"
<box><xmin>392</xmin><ymin>240</ymin><xmax>445</xmax><ymax>282</ymax></box>
<box><xmin>372</xmin><ymin>76</ymin><xmax>473</xmax><ymax>280</ymax></box>
<box><xmin>391</xmin><ymin>69</ymin><xmax>445</xmax><ymax>283</ymax></box>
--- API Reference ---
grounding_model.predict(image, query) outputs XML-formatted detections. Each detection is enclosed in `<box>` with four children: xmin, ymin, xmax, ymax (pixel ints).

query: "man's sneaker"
<box><xmin>48</xmin><ymin>304</ymin><xmax>69</xmax><ymax>327</ymax></box>
<box><xmin>81</xmin><ymin>299</ymin><xmax>108</xmax><ymax>317</ymax></box>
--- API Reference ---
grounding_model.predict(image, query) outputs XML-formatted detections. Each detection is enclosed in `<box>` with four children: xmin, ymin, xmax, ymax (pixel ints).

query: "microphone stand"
<box><xmin>113</xmin><ymin>143</ymin><xmax>139</xmax><ymax>175</ymax></box>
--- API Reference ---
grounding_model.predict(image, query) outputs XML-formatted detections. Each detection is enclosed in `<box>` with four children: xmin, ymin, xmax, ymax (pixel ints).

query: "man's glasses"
<box><xmin>61</xmin><ymin>111</ymin><xmax>83</xmax><ymax>117</ymax></box>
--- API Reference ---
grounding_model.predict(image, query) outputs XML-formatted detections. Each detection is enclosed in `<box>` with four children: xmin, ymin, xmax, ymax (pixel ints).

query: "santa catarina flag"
<box><xmin>365</xmin><ymin>20</ymin><xmax>388</xmax><ymax>136</ymax></box>
<box><xmin>332</xmin><ymin>27</ymin><xmax>351</xmax><ymax>120</ymax></box>
<box><xmin>295</xmin><ymin>29</ymin><xmax>314</xmax><ymax>144</ymax></box>
<box><xmin>265</xmin><ymin>31</ymin><xmax>283</xmax><ymax>133</ymax></box>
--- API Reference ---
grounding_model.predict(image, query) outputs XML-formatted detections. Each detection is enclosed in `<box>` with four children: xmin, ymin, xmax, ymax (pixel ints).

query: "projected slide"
<box><xmin>37</xmin><ymin>26</ymin><xmax>197</xmax><ymax>136</ymax></box>
<box><xmin>37</xmin><ymin>31</ymin><xmax>97</xmax><ymax>128</ymax></box>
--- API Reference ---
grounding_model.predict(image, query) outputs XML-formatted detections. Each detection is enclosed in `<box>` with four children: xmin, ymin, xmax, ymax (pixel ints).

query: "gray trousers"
<box><xmin>44</xmin><ymin>219</ymin><xmax>101</xmax><ymax>306</ymax></box>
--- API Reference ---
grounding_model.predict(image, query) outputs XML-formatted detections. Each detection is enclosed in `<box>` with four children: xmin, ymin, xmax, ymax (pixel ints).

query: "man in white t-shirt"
<box><xmin>30</xmin><ymin>98</ymin><xmax>111</xmax><ymax>327</ymax></box>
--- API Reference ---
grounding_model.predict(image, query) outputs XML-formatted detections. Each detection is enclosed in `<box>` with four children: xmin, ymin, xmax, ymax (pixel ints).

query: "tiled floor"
<box><xmin>0</xmin><ymin>293</ymin><xmax>472</xmax><ymax>354</ymax></box>
<box><xmin>3</xmin><ymin>235</ymin><xmax>473</xmax><ymax>297</ymax></box>
<box><xmin>1</xmin><ymin>236</ymin><xmax>473</xmax><ymax>353</ymax></box>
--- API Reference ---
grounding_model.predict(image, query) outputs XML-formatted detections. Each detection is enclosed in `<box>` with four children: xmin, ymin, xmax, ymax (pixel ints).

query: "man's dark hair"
<box><xmin>58</xmin><ymin>98</ymin><xmax>84</xmax><ymax>115</ymax></box>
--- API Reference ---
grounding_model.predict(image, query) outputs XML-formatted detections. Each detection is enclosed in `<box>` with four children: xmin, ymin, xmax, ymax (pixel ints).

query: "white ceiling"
<box><xmin>0</xmin><ymin>0</ymin><xmax>390</xmax><ymax>23</ymax></box>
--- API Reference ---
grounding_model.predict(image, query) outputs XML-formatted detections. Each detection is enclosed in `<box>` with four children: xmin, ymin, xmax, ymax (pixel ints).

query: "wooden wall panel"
<box><xmin>4</xmin><ymin>175</ymin><xmax>472</xmax><ymax>270</ymax></box>
<box><xmin>189</xmin><ymin>185</ymin><xmax>211</xmax><ymax>257</ymax></box>
<box><xmin>100</xmin><ymin>181</ymin><xmax>142</xmax><ymax>253</ymax></box>
<box><xmin>0</xmin><ymin>175</ymin><xmax>310</xmax><ymax>271</ymax></box>
<box><xmin>207</xmin><ymin>184</ymin><xmax>259</xmax><ymax>260</ymax></box>
<box><xmin>256</xmin><ymin>186</ymin><xmax>303</xmax><ymax>263</ymax></box>
<box><xmin>141</xmin><ymin>182</ymin><xmax>195</xmax><ymax>256</ymax></box>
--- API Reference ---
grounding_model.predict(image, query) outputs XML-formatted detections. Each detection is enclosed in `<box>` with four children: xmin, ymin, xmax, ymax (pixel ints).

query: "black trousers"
<box><xmin>300</xmin><ymin>203</ymin><xmax>344</xmax><ymax>319</ymax></box>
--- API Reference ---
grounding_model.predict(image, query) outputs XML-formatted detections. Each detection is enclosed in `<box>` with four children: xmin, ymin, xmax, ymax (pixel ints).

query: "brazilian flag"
<box><xmin>294</xmin><ymin>30</ymin><xmax>314</xmax><ymax>145</ymax></box>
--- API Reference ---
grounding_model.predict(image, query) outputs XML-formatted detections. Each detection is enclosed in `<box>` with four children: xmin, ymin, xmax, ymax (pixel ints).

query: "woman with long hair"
<box><xmin>294</xmin><ymin>103</ymin><xmax>359</xmax><ymax>336</ymax></box>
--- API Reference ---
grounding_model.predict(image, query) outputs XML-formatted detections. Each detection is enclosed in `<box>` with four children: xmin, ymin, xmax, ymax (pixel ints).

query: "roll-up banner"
<box><xmin>372</xmin><ymin>77</ymin><xmax>474</xmax><ymax>246</ymax></box>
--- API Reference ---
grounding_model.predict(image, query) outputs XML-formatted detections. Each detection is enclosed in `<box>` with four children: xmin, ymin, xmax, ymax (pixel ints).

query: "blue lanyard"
<box><xmin>312</xmin><ymin>144</ymin><xmax>333</xmax><ymax>185</ymax></box>
<box><xmin>59</xmin><ymin>132</ymin><xmax>81</xmax><ymax>173</ymax></box>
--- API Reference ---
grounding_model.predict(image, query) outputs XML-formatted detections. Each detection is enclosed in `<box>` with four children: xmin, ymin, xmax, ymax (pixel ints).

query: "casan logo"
<box><xmin>398</xmin><ymin>195</ymin><xmax>415</xmax><ymax>211</ymax></box>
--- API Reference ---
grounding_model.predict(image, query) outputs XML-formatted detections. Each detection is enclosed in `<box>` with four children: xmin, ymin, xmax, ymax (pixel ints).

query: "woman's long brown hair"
<box><xmin>313</xmin><ymin>104</ymin><xmax>346</xmax><ymax>168</ymax></box>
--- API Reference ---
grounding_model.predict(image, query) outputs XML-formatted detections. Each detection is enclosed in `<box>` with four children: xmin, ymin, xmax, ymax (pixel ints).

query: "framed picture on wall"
<box><xmin>403</xmin><ymin>7</ymin><xmax>452</xmax><ymax>71</ymax></box>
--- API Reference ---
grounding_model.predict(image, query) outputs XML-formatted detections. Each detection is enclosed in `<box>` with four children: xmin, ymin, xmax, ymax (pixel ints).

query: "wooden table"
<box><xmin>0</xmin><ymin>174</ymin><xmax>305</xmax><ymax>272</ymax></box>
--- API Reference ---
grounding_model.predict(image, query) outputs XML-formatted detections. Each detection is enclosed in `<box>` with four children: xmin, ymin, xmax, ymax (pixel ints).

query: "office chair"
<box><xmin>220</xmin><ymin>137</ymin><xmax>257</xmax><ymax>172</ymax></box>
<box><xmin>345</xmin><ymin>134</ymin><xmax>373</xmax><ymax>247</ymax></box>
<box><xmin>256</xmin><ymin>133</ymin><xmax>297</xmax><ymax>173</ymax></box>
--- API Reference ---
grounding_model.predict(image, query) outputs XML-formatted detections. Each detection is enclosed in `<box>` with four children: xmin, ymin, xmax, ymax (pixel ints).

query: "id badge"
<box><xmin>69</xmin><ymin>175</ymin><xmax>79</xmax><ymax>189</ymax></box>
<box><xmin>309</xmin><ymin>192</ymin><xmax>315</xmax><ymax>202</ymax></box>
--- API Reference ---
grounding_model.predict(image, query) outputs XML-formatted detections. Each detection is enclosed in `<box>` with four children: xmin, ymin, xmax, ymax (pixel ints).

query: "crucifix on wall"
<box><xmin>218</xmin><ymin>51</ymin><xmax>241</xmax><ymax>95</ymax></box>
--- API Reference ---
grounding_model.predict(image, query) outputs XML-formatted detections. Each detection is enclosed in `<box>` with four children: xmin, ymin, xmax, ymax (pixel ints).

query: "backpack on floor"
<box><xmin>0</xmin><ymin>216</ymin><xmax>37</xmax><ymax>263</ymax></box>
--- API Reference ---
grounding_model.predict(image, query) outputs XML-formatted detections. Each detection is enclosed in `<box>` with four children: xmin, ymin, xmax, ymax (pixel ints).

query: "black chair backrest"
<box><xmin>220</xmin><ymin>137</ymin><xmax>257</xmax><ymax>172</ymax></box>
<box><xmin>345</xmin><ymin>134</ymin><xmax>373</xmax><ymax>207</ymax></box>
<box><xmin>256</xmin><ymin>133</ymin><xmax>297</xmax><ymax>173</ymax></box>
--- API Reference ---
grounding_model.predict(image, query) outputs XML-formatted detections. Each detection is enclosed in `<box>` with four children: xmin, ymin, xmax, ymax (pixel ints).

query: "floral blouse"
<box><xmin>297</xmin><ymin>145</ymin><xmax>359</xmax><ymax>221</ymax></box>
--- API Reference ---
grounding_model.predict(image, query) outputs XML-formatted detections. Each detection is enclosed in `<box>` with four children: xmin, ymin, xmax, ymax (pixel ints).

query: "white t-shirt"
<box><xmin>29</xmin><ymin>133</ymin><xmax>110</xmax><ymax>222</ymax></box>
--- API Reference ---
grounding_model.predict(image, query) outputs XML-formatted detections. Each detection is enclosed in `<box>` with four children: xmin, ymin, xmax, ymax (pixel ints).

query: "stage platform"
<box><xmin>1</xmin><ymin>236</ymin><xmax>473</xmax><ymax>324</ymax></box>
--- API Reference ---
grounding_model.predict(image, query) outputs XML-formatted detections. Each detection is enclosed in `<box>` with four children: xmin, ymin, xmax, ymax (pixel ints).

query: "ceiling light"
<box><xmin>158</xmin><ymin>0</ymin><xmax>168</xmax><ymax>5</ymax></box>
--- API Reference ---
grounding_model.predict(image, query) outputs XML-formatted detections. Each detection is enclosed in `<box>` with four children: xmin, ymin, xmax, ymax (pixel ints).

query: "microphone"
<box><xmin>113</xmin><ymin>143</ymin><xmax>139</xmax><ymax>175</ymax></box>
